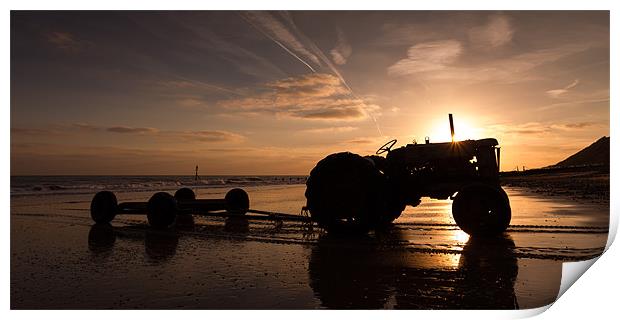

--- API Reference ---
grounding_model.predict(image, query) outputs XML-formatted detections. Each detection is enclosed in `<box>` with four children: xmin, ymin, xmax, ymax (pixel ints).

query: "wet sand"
<box><xmin>11</xmin><ymin>185</ymin><xmax>608</xmax><ymax>309</ymax></box>
<box><xmin>501</xmin><ymin>167</ymin><xmax>609</xmax><ymax>205</ymax></box>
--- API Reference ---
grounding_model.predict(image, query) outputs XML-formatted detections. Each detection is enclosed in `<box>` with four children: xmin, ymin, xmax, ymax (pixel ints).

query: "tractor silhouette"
<box><xmin>305</xmin><ymin>114</ymin><xmax>511</xmax><ymax>236</ymax></box>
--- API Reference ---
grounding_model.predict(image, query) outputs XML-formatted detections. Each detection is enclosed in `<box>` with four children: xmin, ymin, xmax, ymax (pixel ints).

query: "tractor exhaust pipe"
<box><xmin>449</xmin><ymin>113</ymin><xmax>455</xmax><ymax>142</ymax></box>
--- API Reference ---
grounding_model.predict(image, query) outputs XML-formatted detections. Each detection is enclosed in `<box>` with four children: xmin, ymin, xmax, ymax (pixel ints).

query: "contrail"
<box><xmin>304</xmin><ymin>36</ymin><xmax>383</xmax><ymax>136</ymax></box>
<box><xmin>281</xmin><ymin>12</ymin><xmax>383</xmax><ymax>136</ymax></box>
<box><xmin>242</xmin><ymin>11</ymin><xmax>383</xmax><ymax>136</ymax></box>
<box><xmin>172</xmin><ymin>74</ymin><xmax>243</xmax><ymax>96</ymax></box>
<box><xmin>271</xmin><ymin>39</ymin><xmax>316</xmax><ymax>73</ymax></box>
<box><xmin>240</xmin><ymin>13</ymin><xmax>317</xmax><ymax>74</ymax></box>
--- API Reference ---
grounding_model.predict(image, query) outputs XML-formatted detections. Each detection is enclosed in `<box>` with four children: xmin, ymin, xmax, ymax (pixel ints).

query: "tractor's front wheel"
<box><xmin>452</xmin><ymin>184</ymin><xmax>511</xmax><ymax>237</ymax></box>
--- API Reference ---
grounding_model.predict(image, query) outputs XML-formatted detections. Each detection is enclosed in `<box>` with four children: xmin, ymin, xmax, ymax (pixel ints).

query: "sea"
<box><xmin>10</xmin><ymin>175</ymin><xmax>308</xmax><ymax>197</ymax></box>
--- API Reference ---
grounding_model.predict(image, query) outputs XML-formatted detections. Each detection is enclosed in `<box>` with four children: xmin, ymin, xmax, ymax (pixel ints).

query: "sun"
<box><xmin>427</xmin><ymin>117</ymin><xmax>482</xmax><ymax>142</ymax></box>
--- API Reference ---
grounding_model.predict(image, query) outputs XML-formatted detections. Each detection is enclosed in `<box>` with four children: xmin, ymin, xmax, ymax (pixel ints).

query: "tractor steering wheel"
<box><xmin>376</xmin><ymin>139</ymin><xmax>397</xmax><ymax>155</ymax></box>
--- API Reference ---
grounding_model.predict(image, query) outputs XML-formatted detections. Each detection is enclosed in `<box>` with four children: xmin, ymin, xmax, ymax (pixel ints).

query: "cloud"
<box><xmin>172</xmin><ymin>130</ymin><xmax>245</xmax><ymax>143</ymax></box>
<box><xmin>330</xmin><ymin>28</ymin><xmax>352</xmax><ymax>65</ymax></box>
<box><xmin>490</xmin><ymin>121</ymin><xmax>602</xmax><ymax>136</ymax></box>
<box><xmin>107</xmin><ymin>126</ymin><xmax>159</xmax><ymax>134</ymax></box>
<box><xmin>389</xmin><ymin>43</ymin><xmax>590</xmax><ymax>83</ymax></box>
<box><xmin>552</xmin><ymin>122</ymin><xmax>600</xmax><ymax>130</ymax></box>
<box><xmin>377</xmin><ymin>23</ymin><xmax>444</xmax><ymax>46</ymax></box>
<box><xmin>13</xmin><ymin>123</ymin><xmax>244</xmax><ymax>143</ymax></box>
<box><xmin>387</xmin><ymin>40</ymin><xmax>463</xmax><ymax>76</ymax></box>
<box><xmin>218</xmin><ymin>73</ymin><xmax>380</xmax><ymax>121</ymax></box>
<box><xmin>300</xmin><ymin>108</ymin><xmax>364</xmax><ymax>120</ymax></box>
<box><xmin>468</xmin><ymin>14</ymin><xmax>514</xmax><ymax>48</ymax></box>
<box><xmin>103</xmin><ymin>125</ymin><xmax>244</xmax><ymax>143</ymax></box>
<box><xmin>73</xmin><ymin>123</ymin><xmax>100</xmax><ymax>132</ymax></box>
<box><xmin>561</xmin><ymin>122</ymin><xmax>595</xmax><ymax>129</ymax></box>
<box><xmin>546</xmin><ymin>79</ymin><xmax>580</xmax><ymax>98</ymax></box>
<box><xmin>45</xmin><ymin>31</ymin><xmax>85</xmax><ymax>52</ymax></box>
<box><xmin>342</xmin><ymin>136</ymin><xmax>387</xmax><ymax>147</ymax></box>
<box><xmin>268</xmin><ymin>72</ymin><xmax>342</xmax><ymax>89</ymax></box>
<box><xmin>301</xmin><ymin>126</ymin><xmax>358</xmax><ymax>134</ymax></box>
<box><xmin>157</xmin><ymin>79</ymin><xmax>240</xmax><ymax>96</ymax></box>
<box><xmin>174</xmin><ymin>97</ymin><xmax>209</xmax><ymax>108</ymax></box>
<box><xmin>11</xmin><ymin>127</ymin><xmax>58</xmax><ymax>135</ymax></box>
<box><xmin>346</xmin><ymin>138</ymin><xmax>377</xmax><ymax>144</ymax></box>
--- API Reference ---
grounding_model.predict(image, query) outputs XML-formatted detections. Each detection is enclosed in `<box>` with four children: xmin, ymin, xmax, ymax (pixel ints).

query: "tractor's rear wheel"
<box><xmin>452</xmin><ymin>184</ymin><xmax>511</xmax><ymax>237</ymax></box>
<box><xmin>305</xmin><ymin>152</ymin><xmax>387</xmax><ymax>232</ymax></box>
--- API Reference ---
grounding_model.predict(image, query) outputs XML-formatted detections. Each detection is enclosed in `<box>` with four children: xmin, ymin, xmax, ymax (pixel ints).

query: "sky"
<box><xmin>10</xmin><ymin>11</ymin><xmax>609</xmax><ymax>175</ymax></box>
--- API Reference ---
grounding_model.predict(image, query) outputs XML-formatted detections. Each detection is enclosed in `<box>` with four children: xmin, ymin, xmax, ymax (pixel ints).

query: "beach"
<box><xmin>10</xmin><ymin>177</ymin><xmax>609</xmax><ymax>309</ymax></box>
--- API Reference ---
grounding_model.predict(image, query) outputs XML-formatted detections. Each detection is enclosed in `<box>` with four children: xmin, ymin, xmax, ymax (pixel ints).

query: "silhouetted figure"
<box><xmin>195</xmin><ymin>165</ymin><xmax>199</xmax><ymax>181</ymax></box>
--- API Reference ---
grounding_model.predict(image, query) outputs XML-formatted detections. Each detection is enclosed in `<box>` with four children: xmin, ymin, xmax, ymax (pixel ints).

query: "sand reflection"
<box><xmin>87</xmin><ymin>223</ymin><xmax>182</xmax><ymax>263</ymax></box>
<box><xmin>308</xmin><ymin>231</ymin><xmax>518</xmax><ymax>309</ymax></box>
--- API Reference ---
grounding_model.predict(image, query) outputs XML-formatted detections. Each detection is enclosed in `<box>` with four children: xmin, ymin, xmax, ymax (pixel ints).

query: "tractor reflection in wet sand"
<box><xmin>305</xmin><ymin>114</ymin><xmax>511</xmax><ymax>236</ymax></box>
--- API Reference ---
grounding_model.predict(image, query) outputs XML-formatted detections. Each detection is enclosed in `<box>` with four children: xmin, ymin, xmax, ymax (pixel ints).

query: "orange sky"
<box><xmin>11</xmin><ymin>11</ymin><xmax>609</xmax><ymax>175</ymax></box>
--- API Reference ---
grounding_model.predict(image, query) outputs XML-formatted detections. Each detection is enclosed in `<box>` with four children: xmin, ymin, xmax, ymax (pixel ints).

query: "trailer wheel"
<box><xmin>174</xmin><ymin>187</ymin><xmax>196</xmax><ymax>200</ymax></box>
<box><xmin>90</xmin><ymin>191</ymin><xmax>118</xmax><ymax>224</ymax></box>
<box><xmin>452</xmin><ymin>184</ymin><xmax>511</xmax><ymax>237</ymax></box>
<box><xmin>225</xmin><ymin>188</ymin><xmax>249</xmax><ymax>215</ymax></box>
<box><xmin>305</xmin><ymin>152</ymin><xmax>386</xmax><ymax>232</ymax></box>
<box><xmin>147</xmin><ymin>192</ymin><xmax>178</xmax><ymax>228</ymax></box>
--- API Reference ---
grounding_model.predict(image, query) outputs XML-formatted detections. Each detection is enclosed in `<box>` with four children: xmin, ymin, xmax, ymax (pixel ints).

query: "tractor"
<box><xmin>304</xmin><ymin>114</ymin><xmax>511</xmax><ymax>236</ymax></box>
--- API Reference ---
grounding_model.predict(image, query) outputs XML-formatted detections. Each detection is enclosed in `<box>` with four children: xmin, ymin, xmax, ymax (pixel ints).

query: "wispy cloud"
<box><xmin>489</xmin><ymin>121</ymin><xmax>602</xmax><ymax>136</ymax></box>
<box><xmin>45</xmin><ymin>31</ymin><xmax>86</xmax><ymax>52</ymax></box>
<box><xmin>300</xmin><ymin>126</ymin><xmax>358</xmax><ymax>134</ymax></box>
<box><xmin>388</xmin><ymin>40</ymin><xmax>463</xmax><ymax>76</ymax></box>
<box><xmin>218</xmin><ymin>73</ymin><xmax>380</xmax><ymax>121</ymax></box>
<box><xmin>13</xmin><ymin>124</ymin><xmax>245</xmax><ymax>143</ymax></box>
<box><xmin>171</xmin><ymin>130</ymin><xmax>245</xmax><ymax>143</ymax></box>
<box><xmin>389</xmin><ymin>43</ymin><xmax>590</xmax><ymax>83</ymax></box>
<box><xmin>546</xmin><ymin>79</ymin><xmax>580</xmax><ymax>98</ymax></box>
<box><xmin>73</xmin><ymin>123</ymin><xmax>101</xmax><ymax>132</ymax></box>
<box><xmin>537</xmin><ymin>89</ymin><xmax>609</xmax><ymax>111</ymax></box>
<box><xmin>330</xmin><ymin>28</ymin><xmax>352</xmax><ymax>65</ymax></box>
<box><xmin>554</xmin><ymin>122</ymin><xmax>599</xmax><ymax>130</ymax></box>
<box><xmin>107</xmin><ymin>126</ymin><xmax>159</xmax><ymax>134</ymax></box>
<box><xmin>342</xmin><ymin>136</ymin><xmax>387</xmax><ymax>146</ymax></box>
<box><xmin>11</xmin><ymin>127</ymin><xmax>60</xmax><ymax>135</ymax></box>
<box><xmin>160</xmin><ymin>76</ymin><xmax>243</xmax><ymax>97</ymax></box>
<box><xmin>468</xmin><ymin>14</ymin><xmax>514</xmax><ymax>48</ymax></box>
